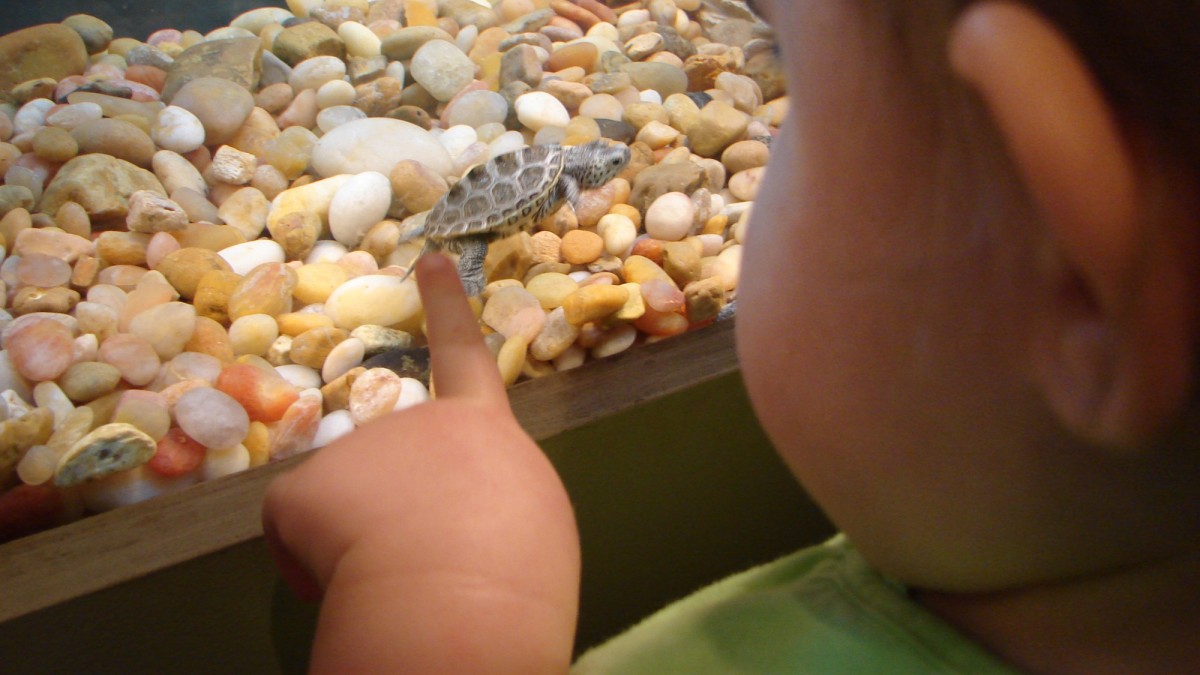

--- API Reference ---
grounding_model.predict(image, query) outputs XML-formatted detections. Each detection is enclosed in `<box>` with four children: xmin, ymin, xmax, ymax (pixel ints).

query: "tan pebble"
<box><xmin>560</xmin><ymin>229</ymin><xmax>604</xmax><ymax>265</ymax></box>
<box><xmin>359</xmin><ymin>219</ymin><xmax>401</xmax><ymax>263</ymax></box>
<box><xmin>728</xmin><ymin>166</ymin><xmax>765</xmax><ymax>202</ymax></box>
<box><xmin>721</xmin><ymin>139</ymin><xmax>770</xmax><ymax>175</ymax></box>
<box><xmin>267</xmin><ymin>335</ymin><xmax>293</xmax><ymax>366</ymax></box>
<box><xmin>12</xmin><ymin>286</ymin><xmax>80</xmax><ymax>315</ymax></box>
<box><xmin>389</xmin><ymin>159</ymin><xmax>449</xmax><ymax>214</ymax></box>
<box><xmin>319</xmin><ymin>366</ymin><xmax>365</xmax><ymax>413</ymax></box>
<box><xmin>95</xmin><ymin>231</ymin><xmax>151</xmax><ymax>267</ymax></box>
<box><xmin>226</xmin><ymin>107</ymin><xmax>281</xmax><ymax>158</ymax></box>
<box><xmin>524</xmin><ymin>272</ymin><xmax>578</xmax><ymax>310</ymax></box>
<box><xmin>521</xmin><ymin>261</ymin><xmax>572</xmax><ymax>285</ymax></box>
<box><xmin>290</xmin><ymin>326</ymin><xmax>349</xmax><ymax>370</ymax></box>
<box><xmin>183</xmin><ymin>315</ymin><xmax>236</xmax><ymax>362</ymax></box>
<box><xmin>529</xmin><ymin>230</ymin><xmax>562</xmax><ymax>265</ymax></box>
<box><xmin>227</xmin><ymin>262</ymin><xmax>297</xmax><ymax>320</ymax></box>
<box><xmin>0</xmin><ymin>408</ymin><xmax>54</xmax><ymax>484</ymax></box>
<box><xmin>294</xmin><ymin>262</ymin><xmax>351</xmax><ymax>305</ymax></box>
<box><xmin>574</xmin><ymin>182</ymin><xmax>618</xmax><ymax>228</ymax></box>
<box><xmin>58</xmin><ymin>361</ymin><xmax>122</xmax><ymax>403</ymax></box>
<box><xmin>622</xmin><ymin>254</ymin><xmax>674</xmax><ymax>285</ymax></box>
<box><xmin>545</xmin><ymin>41</ymin><xmax>597</xmax><ymax>72</ymax></box>
<box><xmin>277</xmin><ymin>311</ymin><xmax>335</xmax><ymax>337</ymax></box>
<box><xmin>256</xmin><ymin>82</ymin><xmax>295</xmax><ymax>115</ymax></box>
<box><xmin>496</xmin><ymin>334</ymin><xmax>528</xmax><ymax>387</ymax></box>
<box><xmin>0</xmin><ymin>208</ymin><xmax>33</xmax><ymax>246</ymax></box>
<box><xmin>561</xmin><ymin>285</ymin><xmax>629</xmax><ymax>326</ymax></box>
<box><xmin>192</xmin><ymin>269</ymin><xmax>243</xmax><ymax>324</ymax></box>
<box><xmin>590</xmin><ymin>322</ymin><xmax>638</xmax><ymax>359</ymax></box>
<box><xmin>156</xmin><ymin>247</ymin><xmax>232</xmax><ymax>300</ymax></box>
<box><xmin>32</xmin><ymin>127</ymin><xmax>78</xmax><ymax>163</ymax></box>
<box><xmin>176</xmin><ymin>222</ymin><xmax>246</xmax><ymax>252</ymax></box>
<box><xmin>209</xmin><ymin>145</ymin><xmax>257</xmax><ymax>185</ymax></box>
<box><xmin>684</xmin><ymin>276</ymin><xmax>726</xmax><ymax>324</ymax></box>
<box><xmin>482</xmin><ymin>232</ymin><xmax>536</xmax><ymax>287</ymax></box>
<box><xmin>614</xmin><ymin>282</ymin><xmax>646</xmax><ymax>321</ymax></box>
<box><xmin>529</xmin><ymin>306</ymin><xmax>579</xmax><ymax>361</ymax></box>
<box><xmin>217</xmin><ymin>186</ymin><xmax>270</xmax><ymax>241</ymax></box>
<box><xmin>126</xmin><ymin>190</ymin><xmax>189</xmax><ymax>234</ymax></box>
<box><xmin>539</xmin><ymin>199</ymin><xmax>578</xmax><ymax>236</ymax></box>
<box><xmin>268</xmin><ymin>210</ymin><xmax>322</xmax><ymax>260</ymax></box>
<box><xmin>229</xmin><ymin>314</ymin><xmax>280</xmax><ymax>357</ymax></box>
<box><xmin>251</xmin><ymin>164</ymin><xmax>290</xmax><ymax>201</ymax></box>
<box><xmin>662</xmin><ymin>240</ymin><xmax>702</xmax><ymax>286</ymax></box>
<box><xmin>634</xmin><ymin>120</ymin><xmax>680</xmax><ymax>150</ymax></box>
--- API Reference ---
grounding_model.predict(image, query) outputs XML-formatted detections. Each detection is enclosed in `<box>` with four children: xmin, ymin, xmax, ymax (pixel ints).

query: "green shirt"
<box><xmin>573</xmin><ymin>536</ymin><xmax>1021</xmax><ymax>674</ymax></box>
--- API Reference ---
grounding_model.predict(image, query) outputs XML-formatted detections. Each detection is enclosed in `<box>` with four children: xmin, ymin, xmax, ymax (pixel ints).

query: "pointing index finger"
<box><xmin>415</xmin><ymin>253</ymin><xmax>507</xmax><ymax>404</ymax></box>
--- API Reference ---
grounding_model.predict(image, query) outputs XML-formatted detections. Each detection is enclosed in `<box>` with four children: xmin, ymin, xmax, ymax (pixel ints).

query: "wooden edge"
<box><xmin>0</xmin><ymin>320</ymin><xmax>738</xmax><ymax>623</ymax></box>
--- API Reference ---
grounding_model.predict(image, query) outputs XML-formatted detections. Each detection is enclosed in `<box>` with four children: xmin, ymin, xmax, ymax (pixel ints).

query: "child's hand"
<box><xmin>262</xmin><ymin>253</ymin><xmax>580</xmax><ymax>673</ymax></box>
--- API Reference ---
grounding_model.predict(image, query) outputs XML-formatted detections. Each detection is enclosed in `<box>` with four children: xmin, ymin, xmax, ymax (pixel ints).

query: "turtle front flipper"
<box><xmin>455</xmin><ymin>236</ymin><xmax>490</xmax><ymax>297</ymax></box>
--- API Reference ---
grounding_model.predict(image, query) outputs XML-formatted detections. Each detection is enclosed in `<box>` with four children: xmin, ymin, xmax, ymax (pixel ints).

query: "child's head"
<box><xmin>736</xmin><ymin>0</ymin><xmax>1200</xmax><ymax>593</ymax></box>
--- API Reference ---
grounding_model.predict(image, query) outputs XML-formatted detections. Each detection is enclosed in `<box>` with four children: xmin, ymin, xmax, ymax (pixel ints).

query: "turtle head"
<box><xmin>566</xmin><ymin>141</ymin><xmax>631</xmax><ymax>188</ymax></box>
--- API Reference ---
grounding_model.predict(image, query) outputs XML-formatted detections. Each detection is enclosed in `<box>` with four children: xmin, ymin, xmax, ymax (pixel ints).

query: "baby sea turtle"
<box><xmin>400</xmin><ymin>140</ymin><xmax>632</xmax><ymax>296</ymax></box>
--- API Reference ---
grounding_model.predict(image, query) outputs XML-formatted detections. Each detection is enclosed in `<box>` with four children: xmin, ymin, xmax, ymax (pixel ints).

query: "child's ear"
<box><xmin>949</xmin><ymin>1</ymin><xmax>1195</xmax><ymax>448</ymax></box>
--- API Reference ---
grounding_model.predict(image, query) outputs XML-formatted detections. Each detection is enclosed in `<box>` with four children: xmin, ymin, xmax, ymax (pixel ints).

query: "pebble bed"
<box><xmin>0</xmin><ymin>0</ymin><xmax>783</xmax><ymax>540</ymax></box>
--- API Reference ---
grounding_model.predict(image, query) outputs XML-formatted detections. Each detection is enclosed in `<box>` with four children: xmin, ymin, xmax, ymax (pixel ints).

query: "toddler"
<box><xmin>263</xmin><ymin>1</ymin><xmax>1200</xmax><ymax>672</ymax></box>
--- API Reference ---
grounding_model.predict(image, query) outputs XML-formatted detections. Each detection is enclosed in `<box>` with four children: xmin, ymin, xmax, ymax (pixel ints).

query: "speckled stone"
<box><xmin>54</xmin><ymin>423</ymin><xmax>157</xmax><ymax>487</ymax></box>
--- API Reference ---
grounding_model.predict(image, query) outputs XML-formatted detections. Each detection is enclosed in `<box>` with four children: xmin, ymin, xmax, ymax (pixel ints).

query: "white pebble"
<box><xmin>488</xmin><ymin>131</ymin><xmax>527</xmax><ymax>159</ymax></box>
<box><xmin>410</xmin><ymin>39</ymin><xmax>475</xmax><ymax>101</ymax></box>
<box><xmin>219</xmin><ymin>239</ymin><xmax>286</xmax><ymax>275</ymax></box>
<box><xmin>696</xmin><ymin>233</ymin><xmax>724</xmax><ymax>257</ymax></box>
<box><xmin>275</xmin><ymin>363</ymin><xmax>322</xmax><ymax>390</ymax></box>
<box><xmin>316</xmin><ymin>79</ymin><xmax>357</xmax><ymax>109</ymax></box>
<box><xmin>316</xmin><ymin>104</ymin><xmax>367</xmax><ymax>133</ymax></box>
<box><xmin>716</xmin><ymin>244</ymin><xmax>742</xmax><ymax>290</ymax></box>
<box><xmin>393</xmin><ymin>377</ymin><xmax>430</xmax><ymax>411</ymax></box>
<box><xmin>329</xmin><ymin>171</ymin><xmax>392</xmax><ymax>247</ymax></box>
<box><xmin>175</xmin><ymin>386</ymin><xmax>250</xmax><ymax>449</ymax></box>
<box><xmin>321</xmin><ymin>336</ymin><xmax>365</xmax><ymax>383</ymax></box>
<box><xmin>152</xmin><ymin>106</ymin><xmax>206</xmax><ymax>154</ymax></box>
<box><xmin>304</xmin><ymin>240</ymin><xmax>349</xmax><ymax>265</ymax></box>
<box><xmin>46</xmin><ymin>102</ymin><xmax>103</xmax><ymax>130</ymax></box>
<box><xmin>289</xmin><ymin>55</ymin><xmax>348</xmax><ymax>91</ymax></box>
<box><xmin>590</xmin><ymin>323</ymin><xmax>638</xmax><ymax>359</ymax></box>
<box><xmin>645</xmin><ymin>191</ymin><xmax>696</xmax><ymax>241</ymax></box>
<box><xmin>515</xmin><ymin>91</ymin><xmax>570</xmax><ymax>132</ymax></box>
<box><xmin>14</xmin><ymin>98</ymin><xmax>54</xmax><ymax>135</ymax></box>
<box><xmin>438</xmin><ymin>124</ymin><xmax>479</xmax><ymax>159</ymax></box>
<box><xmin>32</xmin><ymin>381</ymin><xmax>74</xmax><ymax>427</ymax></box>
<box><xmin>312</xmin><ymin>408</ymin><xmax>355</xmax><ymax>448</ymax></box>
<box><xmin>201</xmin><ymin>444</ymin><xmax>251</xmax><ymax>480</ymax></box>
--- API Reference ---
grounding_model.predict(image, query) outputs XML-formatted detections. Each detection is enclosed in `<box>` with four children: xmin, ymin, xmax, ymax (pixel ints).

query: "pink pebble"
<box><xmin>99</xmin><ymin>333</ymin><xmax>161</xmax><ymax>386</ymax></box>
<box><xmin>269</xmin><ymin>395</ymin><xmax>322</xmax><ymax>460</ymax></box>
<box><xmin>85</xmin><ymin>63</ymin><xmax>125</xmax><ymax>80</ymax></box>
<box><xmin>640</xmin><ymin>278</ymin><xmax>685</xmax><ymax>313</ymax></box>
<box><xmin>146</xmin><ymin>232</ymin><xmax>182</xmax><ymax>270</ymax></box>
<box><xmin>147</xmin><ymin>29</ymin><xmax>183</xmax><ymax>46</ymax></box>
<box><xmin>348</xmin><ymin>368</ymin><xmax>402</xmax><ymax>426</ymax></box>
<box><xmin>55</xmin><ymin>76</ymin><xmax>88</xmax><ymax>101</ymax></box>
<box><xmin>17</xmin><ymin>253</ymin><xmax>71</xmax><ymax>288</ymax></box>
<box><xmin>175</xmin><ymin>386</ymin><xmax>251</xmax><ymax>450</ymax></box>
<box><xmin>96</xmin><ymin>265</ymin><xmax>149</xmax><ymax>290</ymax></box>
<box><xmin>6</xmin><ymin>318</ymin><xmax>74</xmax><ymax>382</ymax></box>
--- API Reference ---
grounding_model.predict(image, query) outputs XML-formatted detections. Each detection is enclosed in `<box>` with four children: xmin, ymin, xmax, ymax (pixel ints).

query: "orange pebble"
<box><xmin>630</xmin><ymin>238</ymin><xmax>666</xmax><ymax>265</ymax></box>
<box><xmin>124</xmin><ymin>65</ymin><xmax>167</xmax><ymax>93</ymax></box>
<box><xmin>216</xmin><ymin>363</ymin><xmax>300</xmax><ymax>424</ymax></box>
<box><xmin>633</xmin><ymin>305</ymin><xmax>689</xmax><ymax>337</ymax></box>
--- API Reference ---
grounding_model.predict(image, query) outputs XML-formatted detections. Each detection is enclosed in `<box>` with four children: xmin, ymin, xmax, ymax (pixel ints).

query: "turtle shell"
<box><xmin>423</xmin><ymin>144</ymin><xmax>567</xmax><ymax>242</ymax></box>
